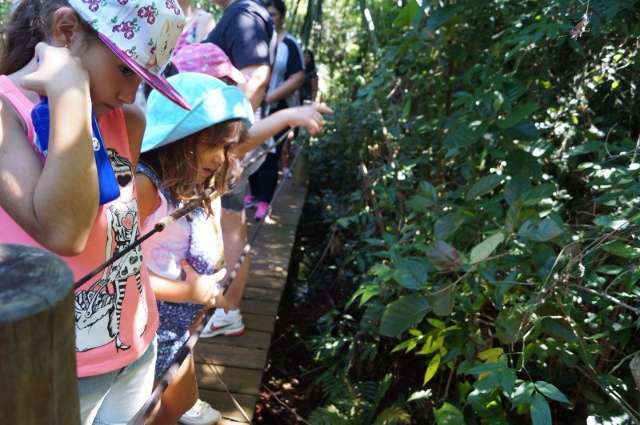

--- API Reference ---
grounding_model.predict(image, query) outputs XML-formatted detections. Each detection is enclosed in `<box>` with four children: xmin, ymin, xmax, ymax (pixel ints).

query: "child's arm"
<box><xmin>0</xmin><ymin>43</ymin><xmax>97</xmax><ymax>255</ymax></box>
<box><xmin>123</xmin><ymin>104</ymin><xmax>146</xmax><ymax>169</ymax></box>
<box><xmin>233</xmin><ymin>103</ymin><xmax>333</xmax><ymax>157</ymax></box>
<box><xmin>135</xmin><ymin>173</ymin><xmax>162</xmax><ymax>226</ymax></box>
<box><xmin>149</xmin><ymin>265</ymin><xmax>228</xmax><ymax>309</ymax></box>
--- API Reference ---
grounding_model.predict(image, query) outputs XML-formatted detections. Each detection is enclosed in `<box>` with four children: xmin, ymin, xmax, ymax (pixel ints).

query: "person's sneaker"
<box><xmin>201</xmin><ymin>309</ymin><xmax>245</xmax><ymax>338</ymax></box>
<box><xmin>243</xmin><ymin>194</ymin><xmax>256</xmax><ymax>209</ymax></box>
<box><xmin>254</xmin><ymin>201</ymin><xmax>270</xmax><ymax>221</ymax></box>
<box><xmin>179</xmin><ymin>399</ymin><xmax>221</xmax><ymax>425</ymax></box>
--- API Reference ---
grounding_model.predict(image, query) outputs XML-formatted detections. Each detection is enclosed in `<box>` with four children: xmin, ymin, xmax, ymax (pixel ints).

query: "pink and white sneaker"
<box><xmin>254</xmin><ymin>201</ymin><xmax>270</xmax><ymax>221</ymax></box>
<box><xmin>201</xmin><ymin>309</ymin><xmax>245</xmax><ymax>338</ymax></box>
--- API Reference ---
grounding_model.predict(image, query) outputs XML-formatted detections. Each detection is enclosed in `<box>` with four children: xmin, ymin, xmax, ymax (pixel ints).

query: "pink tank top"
<box><xmin>0</xmin><ymin>76</ymin><xmax>159</xmax><ymax>377</ymax></box>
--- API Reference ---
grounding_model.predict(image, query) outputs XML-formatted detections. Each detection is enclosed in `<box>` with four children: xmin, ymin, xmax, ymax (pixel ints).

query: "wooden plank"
<box><xmin>199</xmin><ymin>330</ymin><xmax>272</xmax><ymax>350</ymax></box>
<box><xmin>196</xmin><ymin>363</ymin><xmax>264</xmax><ymax>396</ymax></box>
<box><xmin>249</xmin><ymin>261</ymin><xmax>288</xmax><ymax>279</ymax></box>
<box><xmin>247</xmin><ymin>273</ymin><xmax>287</xmax><ymax>291</ymax></box>
<box><xmin>240</xmin><ymin>299</ymin><xmax>280</xmax><ymax>316</ymax></box>
<box><xmin>194</xmin><ymin>344</ymin><xmax>268</xmax><ymax>370</ymax></box>
<box><xmin>199</xmin><ymin>389</ymin><xmax>256</xmax><ymax>423</ymax></box>
<box><xmin>243</xmin><ymin>312</ymin><xmax>276</xmax><ymax>332</ymax></box>
<box><xmin>243</xmin><ymin>285</ymin><xmax>281</xmax><ymax>302</ymax></box>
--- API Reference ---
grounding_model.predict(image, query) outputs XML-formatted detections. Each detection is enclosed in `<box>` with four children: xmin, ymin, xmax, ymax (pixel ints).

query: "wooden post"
<box><xmin>0</xmin><ymin>244</ymin><xmax>80</xmax><ymax>425</ymax></box>
<box><xmin>292</xmin><ymin>149</ymin><xmax>309</xmax><ymax>188</ymax></box>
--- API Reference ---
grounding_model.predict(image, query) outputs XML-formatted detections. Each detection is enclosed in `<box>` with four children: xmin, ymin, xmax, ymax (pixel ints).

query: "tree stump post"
<box><xmin>0</xmin><ymin>244</ymin><xmax>80</xmax><ymax>425</ymax></box>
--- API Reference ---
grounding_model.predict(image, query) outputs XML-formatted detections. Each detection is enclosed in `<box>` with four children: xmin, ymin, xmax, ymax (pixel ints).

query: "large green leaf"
<box><xmin>426</xmin><ymin>5</ymin><xmax>458</xmax><ymax>32</ymax></box>
<box><xmin>434</xmin><ymin>212</ymin><xmax>466</xmax><ymax>241</ymax></box>
<box><xmin>602</xmin><ymin>241</ymin><xmax>640</xmax><ymax>259</ymax></box>
<box><xmin>518</xmin><ymin>218</ymin><xmax>564</xmax><ymax>242</ymax></box>
<box><xmin>470</xmin><ymin>232</ymin><xmax>505</xmax><ymax>264</ymax></box>
<box><xmin>466</xmin><ymin>175</ymin><xmax>503</xmax><ymax>200</ymax></box>
<box><xmin>393</xmin><ymin>258</ymin><xmax>430</xmax><ymax>289</ymax></box>
<box><xmin>379</xmin><ymin>295</ymin><xmax>430</xmax><ymax>338</ymax></box>
<box><xmin>428</xmin><ymin>283</ymin><xmax>456</xmax><ymax>316</ymax></box>
<box><xmin>433</xmin><ymin>402</ymin><xmax>465</xmax><ymax>425</ymax></box>
<box><xmin>530</xmin><ymin>392</ymin><xmax>552</xmax><ymax>425</ymax></box>
<box><xmin>497</xmin><ymin>102</ymin><xmax>539</xmax><ymax>129</ymax></box>
<box><xmin>535</xmin><ymin>381</ymin><xmax>571</xmax><ymax>404</ymax></box>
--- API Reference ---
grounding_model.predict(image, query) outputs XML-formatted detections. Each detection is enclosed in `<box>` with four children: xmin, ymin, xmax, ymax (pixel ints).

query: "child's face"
<box><xmin>77</xmin><ymin>39</ymin><xmax>142</xmax><ymax>117</ymax></box>
<box><xmin>195</xmin><ymin>142</ymin><xmax>227</xmax><ymax>185</ymax></box>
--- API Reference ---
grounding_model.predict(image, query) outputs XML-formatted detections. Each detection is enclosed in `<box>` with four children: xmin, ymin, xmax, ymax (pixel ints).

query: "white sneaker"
<box><xmin>179</xmin><ymin>399</ymin><xmax>221</xmax><ymax>425</ymax></box>
<box><xmin>201</xmin><ymin>309</ymin><xmax>245</xmax><ymax>338</ymax></box>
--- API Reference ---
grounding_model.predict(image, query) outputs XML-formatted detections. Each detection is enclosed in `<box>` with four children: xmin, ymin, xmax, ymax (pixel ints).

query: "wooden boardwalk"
<box><xmin>193</xmin><ymin>167</ymin><xmax>308</xmax><ymax>424</ymax></box>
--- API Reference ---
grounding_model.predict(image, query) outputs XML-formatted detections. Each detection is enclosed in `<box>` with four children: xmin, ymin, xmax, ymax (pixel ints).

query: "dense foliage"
<box><xmin>297</xmin><ymin>0</ymin><xmax>640</xmax><ymax>423</ymax></box>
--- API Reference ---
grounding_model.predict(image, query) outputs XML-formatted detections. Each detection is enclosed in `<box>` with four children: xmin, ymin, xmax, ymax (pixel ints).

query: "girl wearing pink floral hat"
<box><xmin>0</xmin><ymin>1</ymin><xmax>188</xmax><ymax>424</ymax></box>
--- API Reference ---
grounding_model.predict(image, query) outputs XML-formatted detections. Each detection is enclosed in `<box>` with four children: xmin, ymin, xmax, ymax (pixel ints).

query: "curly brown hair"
<box><xmin>140</xmin><ymin>119</ymin><xmax>248</xmax><ymax>210</ymax></box>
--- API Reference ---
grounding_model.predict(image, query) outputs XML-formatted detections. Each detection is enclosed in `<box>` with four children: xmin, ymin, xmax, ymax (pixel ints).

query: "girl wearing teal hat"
<box><xmin>136</xmin><ymin>72</ymin><xmax>331</xmax><ymax>425</ymax></box>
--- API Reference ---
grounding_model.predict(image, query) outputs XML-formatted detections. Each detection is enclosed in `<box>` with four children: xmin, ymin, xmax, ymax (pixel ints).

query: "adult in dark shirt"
<box><xmin>206</xmin><ymin>0</ymin><xmax>277</xmax><ymax>110</ymax></box>
<box><xmin>202</xmin><ymin>0</ymin><xmax>277</xmax><ymax>339</ymax></box>
<box><xmin>248</xmin><ymin>0</ymin><xmax>305</xmax><ymax>221</ymax></box>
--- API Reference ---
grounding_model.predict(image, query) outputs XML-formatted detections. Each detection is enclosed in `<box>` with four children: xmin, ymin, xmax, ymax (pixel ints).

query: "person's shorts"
<box><xmin>221</xmin><ymin>144</ymin><xmax>269</xmax><ymax>212</ymax></box>
<box><xmin>78</xmin><ymin>337</ymin><xmax>157</xmax><ymax>425</ymax></box>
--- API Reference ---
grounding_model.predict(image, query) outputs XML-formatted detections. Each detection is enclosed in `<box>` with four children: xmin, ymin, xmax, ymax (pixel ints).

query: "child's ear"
<box><xmin>49</xmin><ymin>7</ymin><xmax>85</xmax><ymax>48</ymax></box>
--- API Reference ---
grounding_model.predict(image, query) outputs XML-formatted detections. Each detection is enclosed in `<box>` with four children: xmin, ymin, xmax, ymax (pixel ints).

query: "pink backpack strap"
<box><xmin>0</xmin><ymin>76</ymin><xmax>42</xmax><ymax>162</ymax></box>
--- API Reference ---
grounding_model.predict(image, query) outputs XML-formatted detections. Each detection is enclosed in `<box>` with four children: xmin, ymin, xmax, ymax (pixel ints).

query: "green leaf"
<box><xmin>433</xmin><ymin>402</ymin><xmax>465</xmax><ymax>425</ymax></box>
<box><xmin>470</xmin><ymin>232</ymin><xmax>505</xmax><ymax>264</ymax></box>
<box><xmin>424</xmin><ymin>353</ymin><xmax>441</xmax><ymax>384</ymax></box>
<box><xmin>426</xmin><ymin>5</ymin><xmax>458</xmax><ymax>32</ymax></box>
<box><xmin>425</xmin><ymin>241</ymin><xmax>462</xmax><ymax>271</ymax></box>
<box><xmin>407</xmin><ymin>195</ymin><xmax>435</xmax><ymax>211</ymax></box>
<box><xmin>495</xmin><ymin>308</ymin><xmax>524</xmax><ymax>344</ymax></box>
<box><xmin>466</xmin><ymin>175</ymin><xmax>502</xmax><ymax>200</ymax></box>
<box><xmin>535</xmin><ymin>381</ymin><xmax>570</xmax><ymax>404</ymax></box>
<box><xmin>518</xmin><ymin>218</ymin><xmax>564</xmax><ymax>242</ymax></box>
<box><xmin>541</xmin><ymin>317</ymin><xmax>578</xmax><ymax>343</ymax></box>
<box><xmin>512</xmin><ymin>381</ymin><xmax>536</xmax><ymax>407</ymax></box>
<box><xmin>379</xmin><ymin>295</ymin><xmax>430</xmax><ymax>338</ymax></box>
<box><xmin>434</xmin><ymin>212</ymin><xmax>466</xmax><ymax>241</ymax></box>
<box><xmin>393</xmin><ymin>258</ymin><xmax>430</xmax><ymax>289</ymax></box>
<box><xmin>393</xmin><ymin>0</ymin><xmax>420</xmax><ymax>28</ymax></box>
<box><xmin>465</xmin><ymin>362</ymin><xmax>505</xmax><ymax>375</ymax></box>
<box><xmin>530</xmin><ymin>392</ymin><xmax>552</xmax><ymax>425</ymax></box>
<box><xmin>497</xmin><ymin>102</ymin><xmax>538</xmax><ymax>129</ymax></box>
<box><xmin>602</xmin><ymin>241</ymin><xmax>640</xmax><ymax>259</ymax></box>
<box><xmin>428</xmin><ymin>283</ymin><xmax>456</xmax><ymax>317</ymax></box>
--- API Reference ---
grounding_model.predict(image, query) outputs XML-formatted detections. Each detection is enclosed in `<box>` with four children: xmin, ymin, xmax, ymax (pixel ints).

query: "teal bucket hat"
<box><xmin>142</xmin><ymin>72</ymin><xmax>254</xmax><ymax>152</ymax></box>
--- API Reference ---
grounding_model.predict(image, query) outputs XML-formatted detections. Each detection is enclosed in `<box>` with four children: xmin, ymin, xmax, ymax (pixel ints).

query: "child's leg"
<box><xmin>149</xmin><ymin>355</ymin><xmax>199</xmax><ymax>425</ymax></box>
<box><xmin>78</xmin><ymin>370</ymin><xmax>120</xmax><ymax>425</ymax></box>
<box><xmin>90</xmin><ymin>338</ymin><xmax>157</xmax><ymax>424</ymax></box>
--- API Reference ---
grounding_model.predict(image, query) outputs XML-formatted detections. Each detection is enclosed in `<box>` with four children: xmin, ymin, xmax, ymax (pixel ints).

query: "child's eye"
<box><xmin>119</xmin><ymin>66</ymin><xmax>135</xmax><ymax>76</ymax></box>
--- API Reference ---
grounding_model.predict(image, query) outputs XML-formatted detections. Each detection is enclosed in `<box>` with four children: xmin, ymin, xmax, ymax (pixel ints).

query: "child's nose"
<box><xmin>118</xmin><ymin>79</ymin><xmax>142</xmax><ymax>105</ymax></box>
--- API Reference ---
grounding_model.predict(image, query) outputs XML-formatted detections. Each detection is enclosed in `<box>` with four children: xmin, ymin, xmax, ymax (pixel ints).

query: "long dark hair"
<box><xmin>0</xmin><ymin>0</ymin><xmax>73</xmax><ymax>75</ymax></box>
<box><xmin>140</xmin><ymin>120</ymin><xmax>249</xmax><ymax>210</ymax></box>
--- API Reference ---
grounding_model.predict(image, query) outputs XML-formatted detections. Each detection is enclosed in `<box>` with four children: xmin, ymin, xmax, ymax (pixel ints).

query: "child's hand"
<box><xmin>288</xmin><ymin>103</ymin><xmax>334</xmax><ymax>135</ymax></box>
<box><xmin>19</xmin><ymin>42</ymin><xmax>90</xmax><ymax>97</ymax></box>
<box><xmin>182</xmin><ymin>261</ymin><xmax>229</xmax><ymax>309</ymax></box>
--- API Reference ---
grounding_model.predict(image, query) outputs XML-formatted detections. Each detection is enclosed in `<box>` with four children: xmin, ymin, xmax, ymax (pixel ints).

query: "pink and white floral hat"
<box><xmin>172</xmin><ymin>43</ymin><xmax>247</xmax><ymax>85</ymax></box>
<box><xmin>68</xmin><ymin>0</ymin><xmax>191</xmax><ymax>110</ymax></box>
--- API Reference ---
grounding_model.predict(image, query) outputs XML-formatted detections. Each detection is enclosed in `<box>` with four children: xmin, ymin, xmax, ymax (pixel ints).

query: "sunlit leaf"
<box><xmin>470</xmin><ymin>232</ymin><xmax>505</xmax><ymax>264</ymax></box>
